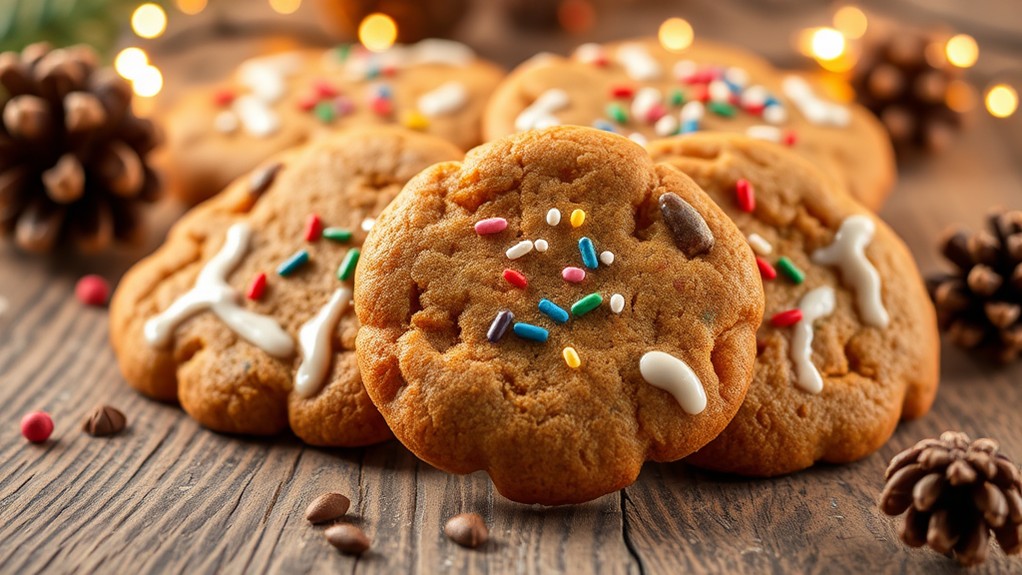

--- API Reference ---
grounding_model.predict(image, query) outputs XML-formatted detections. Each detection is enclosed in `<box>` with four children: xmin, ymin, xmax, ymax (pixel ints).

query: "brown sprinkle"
<box><xmin>305</xmin><ymin>492</ymin><xmax>351</xmax><ymax>524</ymax></box>
<box><xmin>657</xmin><ymin>192</ymin><xmax>713</xmax><ymax>258</ymax></box>
<box><xmin>444</xmin><ymin>513</ymin><xmax>489</xmax><ymax>549</ymax></box>
<box><xmin>82</xmin><ymin>405</ymin><xmax>126</xmax><ymax>437</ymax></box>
<box><xmin>249</xmin><ymin>162</ymin><xmax>282</xmax><ymax>197</ymax></box>
<box><xmin>325</xmin><ymin>524</ymin><xmax>370</xmax><ymax>555</ymax></box>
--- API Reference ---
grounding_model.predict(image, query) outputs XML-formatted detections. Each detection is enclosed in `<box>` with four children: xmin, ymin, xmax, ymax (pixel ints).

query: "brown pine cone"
<box><xmin>880</xmin><ymin>431</ymin><xmax>1022</xmax><ymax>566</ymax></box>
<box><xmin>927</xmin><ymin>209</ymin><xmax>1022</xmax><ymax>363</ymax></box>
<box><xmin>0</xmin><ymin>43</ymin><xmax>161</xmax><ymax>254</ymax></box>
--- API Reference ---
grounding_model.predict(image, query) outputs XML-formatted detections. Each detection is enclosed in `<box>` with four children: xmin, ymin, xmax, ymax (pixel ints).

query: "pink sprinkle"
<box><xmin>474</xmin><ymin>217</ymin><xmax>508</xmax><ymax>235</ymax></box>
<box><xmin>371</xmin><ymin>97</ymin><xmax>392</xmax><ymax>117</ymax></box>
<box><xmin>645</xmin><ymin>103</ymin><xmax>667</xmax><ymax>124</ymax></box>
<box><xmin>314</xmin><ymin>79</ymin><xmax>338</xmax><ymax>98</ymax></box>
<box><xmin>213</xmin><ymin>89</ymin><xmax>235</xmax><ymax>107</ymax></box>
<box><xmin>334</xmin><ymin>96</ymin><xmax>354</xmax><ymax>116</ymax></box>
<box><xmin>562</xmin><ymin>267</ymin><xmax>586</xmax><ymax>283</ymax></box>
<box><xmin>297</xmin><ymin>94</ymin><xmax>318</xmax><ymax>112</ymax></box>
<box><xmin>783</xmin><ymin>130</ymin><xmax>798</xmax><ymax>146</ymax></box>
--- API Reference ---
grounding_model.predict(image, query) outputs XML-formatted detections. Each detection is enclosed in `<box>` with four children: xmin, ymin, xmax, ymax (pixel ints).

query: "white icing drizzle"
<box><xmin>615</xmin><ymin>43</ymin><xmax>661</xmax><ymax>81</ymax></box>
<box><xmin>417</xmin><ymin>82</ymin><xmax>468</xmax><ymax>117</ymax></box>
<box><xmin>295</xmin><ymin>287</ymin><xmax>352</xmax><ymax>398</ymax></box>
<box><xmin>791</xmin><ymin>286</ymin><xmax>836</xmax><ymax>394</ymax></box>
<box><xmin>639</xmin><ymin>351</ymin><xmax>706</xmax><ymax>415</ymax></box>
<box><xmin>573</xmin><ymin>43</ymin><xmax>605</xmax><ymax>65</ymax></box>
<box><xmin>811</xmin><ymin>215</ymin><xmax>889</xmax><ymax>328</ymax></box>
<box><xmin>514</xmin><ymin>89</ymin><xmax>569</xmax><ymax>131</ymax></box>
<box><xmin>237</xmin><ymin>52</ymin><xmax>303</xmax><ymax>103</ymax></box>
<box><xmin>342</xmin><ymin>40</ymin><xmax>474</xmax><ymax>79</ymax></box>
<box><xmin>232</xmin><ymin>95</ymin><xmax>279</xmax><ymax>137</ymax></box>
<box><xmin>782</xmin><ymin>75</ymin><xmax>850</xmax><ymax>127</ymax></box>
<box><xmin>144</xmin><ymin>223</ymin><xmax>294</xmax><ymax>358</ymax></box>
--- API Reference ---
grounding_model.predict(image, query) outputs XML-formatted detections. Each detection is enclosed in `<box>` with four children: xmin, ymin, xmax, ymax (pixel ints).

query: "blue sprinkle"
<box><xmin>276</xmin><ymin>249</ymin><xmax>310</xmax><ymax>277</ymax></box>
<box><xmin>366</xmin><ymin>66</ymin><xmax>380</xmax><ymax>80</ymax></box>
<box><xmin>538</xmin><ymin>299</ymin><xmax>569</xmax><ymax>324</ymax></box>
<box><xmin>680</xmin><ymin>119</ymin><xmax>699</xmax><ymax>134</ymax></box>
<box><xmin>513</xmin><ymin>322</ymin><xmax>549</xmax><ymax>342</ymax></box>
<box><xmin>593</xmin><ymin>119</ymin><xmax>616</xmax><ymax>133</ymax></box>
<box><xmin>764</xmin><ymin>95</ymin><xmax>780</xmax><ymax>108</ymax></box>
<box><xmin>579</xmin><ymin>237</ymin><xmax>599</xmax><ymax>270</ymax></box>
<box><xmin>487</xmin><ymin>310</ymin><xmax>514</xmax><ymax>342</ymax></box>
<box><xmin>724</xmin><ymin>79</ymin><xmax>742</xmax><ymax>94</ymax></box>
<box><xmin>376</xmin><ymin>84</ymin><xmax>392</xmax><ymax>98</ymax></box>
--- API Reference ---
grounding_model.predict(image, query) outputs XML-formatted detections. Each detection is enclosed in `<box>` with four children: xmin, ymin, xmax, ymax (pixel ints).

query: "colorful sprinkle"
<box><xmin>277</xmin><ymin>250</ymin><xmax>310</xmax><ymax>277</ymax></box>
<box><xmin>304</xmin><ymin>214</ymin><xmax>323</xmax><ymax>242</ymax></box>
<box><xmin>513</xmin><ymin>322</ymin><xmax>549</xmax><ymax>342</ymax></box>
<box><xmin>654</xmin><ymin>114</ymin><xmax>679</xmax><ymax>136</ymax></box>
<box><xmin>562</xmin><ymin>267</ymin><xmax>586</xmax><ymax>283</ymax></box>
<box><xmin>336</xmin><ymin>249</ymin><xmax>360</xmax><ymax>281</ymax></box>
<box><xmin>578</xmin><ymin>237</ymin><xmax>599</xmax><ymax>269</ymax></box>
<box><xmin>571</xmin><ymin>293</ymin><xmax>603</xmax><ymax>317</ymax></box>
<box><xmin>75</xmin><ymin>274</ymin><xmax>109</xmax><ymax>306</ymax></box>
<box><xmin>599</xmin><ymin>251</ymin><xmax>615</xmax><ymax>265</ymax></box>
<box><xmin>546</xmin><ymin>208</ymin><xmax>561</xmax><ymax>226</ymax></box>
<box><xmin>314</xmin><ymin>79</ymin><xmax>338</xmax><ymax>98</ymax></box>
<box><xmin>503</xmin><ymin>269</ymin><xmax>528</xmax><ymax>289</ymax></box>
<box><xmin>361</xmin><ymin>218</ymin><xmax>375</xmax><ymax>232</ymax></box>
<box><xmin>680</xmin><ymin>101</ymin><xmax>704</xmax><ymax>121</ymax></box>
<box><xmin>771</xmin><ymin>309</ymin><xmax>804</xmax><ymax>327</ymax></box>
<box><xmin>708</xmin><ymin>101</ymin><xmax>736</xmax><ymax>117</ymax></box>
<box><xmin>570</xmin><ymin>209</ymin><xmax>586</xmax><ymax>228</ymax></box>
<box><xmin>247</xmin><ymin>272</ymin><xmax>267</xmax><ymax>300</ymax></box>
<box><xmin>669</xmin><ymin>89</ymin><xmax>684</xmax><ymax>107</ymax></box>
<box><xmin>747</xmin><ymin>233</ymin><xmax>772</xmax><ymax>255</ymax></box>
<box><xmin>563</xmin><ymin>346</ymin><xmax>581</xmax><ymax>368</ymax></box>
<box><xmin>506</xmin><ymin>240</ymin><xmax>534</xmax><ymax>260</ymax></box>
<box><xmin>610</xmin><ymin>85</ymin><xmax>635</xmax><ymax>99</ymax></box>
<box><xmin>606</xmin><ymin>102</ymin><xmax>628</xmax><ymax>124</ymax></box>
<box><xmin>746</xmin><ymin>125</ymin><xmax>782</xmax><ymax>142</ymax></box>
<box><xmin>534</xmin><ymin>239</ymin><xmax>549</xmax><ymax>252</ymax></box>
<box><xmin>213</xmin><ymin>88</ymin><xmax>235</xmax><ymax>107</ymax></box>
<box><xmin>680</xmin><ymin>119</ymin><xmax>699</xmax><ymax>134</ymax></box>
<box><xmin>213</xmin><ymin>111</ymin><xmax>238</xmax><ymax>133</ymax></box>
<box><xmin>594</xmin><ymin>119</ymin><xmax>616</xmax><ymax>132</ymax></box>
<box><xmin>777</xmin><ymin>256</ymin><xmax>805</xmax><ymax>284</ymax></box>
<box><xmin>763</xmin><ymin>104</ymin><xmax>786</xmax><ymax>124</ymax></box>
<box><xmin>401</xmin><ymin>110</ymin><xmax>429</xmax><ymax>130</ymax></box>
<box><xmin>735</xmin><ymin>179</ymin><xmax>755</xmax><ymax>212</ymax></box>
<box><xmin>538</xmin><ymin>298</ymin><xmax>570</xmax><ymax>324</ymax></box>
<box><xmin>487</xmin><ymin>310</ymin><xmax>514</xmax><ymax>342</ymax></box>
<box><xmin>371</xmin><ymin>97</ymin><xmax>392</xmax><ymax>117</ymax></box>
<box><xmin>783</xmin><ymin>129</ymin><xmax>798</xmax><ymax>146</ymax></box>
<box><xmin>314</xmin><ymin>101</ymin><xmax>335</xmax><ymax>123</ymax></box>
<box><xmin>323</xmin><ymin>227</ymin><xmax>353</xmax><ymax>242</ymax></box>
<box><xmin>474</xmin><ymin>217</ymin><xmax>508</xmax><ymax>235</ymax></box>
<box><xmin>333</xmin><ymin>96</ymin><xmax>355</xmax><ymax>116</ymax></box>
<box><xmin>610</xmin><ymin>293</ymin><xmax>625</xmax><ymax>314</ymax></box>
<box><xmin>756</xmin><ymin>256</ymin><xmax>777</xmax><ymax>280</ymax></box>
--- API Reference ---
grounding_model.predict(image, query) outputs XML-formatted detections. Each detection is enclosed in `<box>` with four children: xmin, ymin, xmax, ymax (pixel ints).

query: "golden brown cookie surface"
<box><xmin>110</xmin><ymin>127</ymin><xmax>464</xmax><ymax>446</ymax></box>
<box><xmin>647</xmin><ymin>133</ymin><xmax>939</xmax><ymax>476</ymax></box>
<box><xmin>483</xmin><ymin>38</ymin><xmax>894</xmax><ymax>210</ymax></box>
<box><xmin>354</xmin><ymin>126</ymin><xmax>764</xmax><ymax>504</ymax></box>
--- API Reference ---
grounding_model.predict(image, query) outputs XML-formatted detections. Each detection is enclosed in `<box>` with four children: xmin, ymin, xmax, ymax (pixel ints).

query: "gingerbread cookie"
<box><xmin>110</xmin><ymin>127</ymin><xmax>463</xmax><ymax>446</ymax></box>
<box><xmin>163</xmin><ymin>40</ymin><xmax>503</xmax><ymax>204</ymax></box>
<box><xmin>354</xmin><ymin>126</ymin><xmax>765</xmax><ymax>504</ymax></box>
<box><xmin>483</xmin><ymin>38</ymin><xmax>894</xmax><ymax>210</ymax></box>
<box><xmin>647</xmin><ymin>133</ymin><xmax>938</xmax><ymax>476</ymax></box>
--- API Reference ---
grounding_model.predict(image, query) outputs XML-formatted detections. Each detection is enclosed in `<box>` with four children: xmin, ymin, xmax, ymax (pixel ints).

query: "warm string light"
<box><xmin>811</xmin><ymin>27</ymin><xmax>845</xmax><ymax>61</ymax></box>
<box><xmin>131</xmin><ymin>3</ymin><xmax>167</xmax><ymax>39</ymax></box>
<box><xmin>945</xmin><ymin>34</ymin><xmax>979</xmax><ymax>68</ymax></box>
<box><xmin>986</xmin><ymin>84</ymin><xmax>1019</xmax><ymax>118</ymax></box>
<box><xmin>358</xmin><ymin>13</ymin><xmax>397</xmax><ymax>53</ymax></box>
<box><xmin>833</xmin><ymin>5</ymin><xmax>867</xmax><ymax>39</ymax></box>
<box><xmin>269</xmin><ymin>0</ymin><xmax>302</xmax><ymax>15</ymax></box>
<box><xmin>114</xmin><ymin>47</ymin><xmax>163</xmax><ymax>98</ymax></box>
<box><xmin>658</xmin><ymin>18</ymin><xmax>694</xmax><ymax>52</ymax></box>
<box><xmin>175</xmin><ymin>0</ymin><xmax>207</xmax><ymax>15</ymax></box>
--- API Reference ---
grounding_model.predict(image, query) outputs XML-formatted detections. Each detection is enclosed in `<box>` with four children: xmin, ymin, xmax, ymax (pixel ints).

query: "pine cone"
<box><xmin>0</xmin><ymin>43</ymin><xmax>161</xmax><ymax>254</ymax></box>
<box><xmin>927</xmin><ymin>209</ymin><xmax>1022</xmax><ymax>363</ymax></box>
<box><xmin>880</xmin><ymin>431</ymin><xmax>1022</xmax><ymax>566</ymax></box>
<box><xmin>851</xmin><ymin>28</ymin><xmax>965</xmax><ymax>157</ymax></box>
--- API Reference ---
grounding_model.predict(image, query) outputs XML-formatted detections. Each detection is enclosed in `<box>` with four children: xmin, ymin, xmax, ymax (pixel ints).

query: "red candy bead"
<box><xmin>502</xmin><ymin>269</ymin><xmax>528</xmax><ymax>289</ymax></box>
<box><xmin>756</xmin><ymin>257</ymin><xmax>777</xmax><ymax>280</ymax></box>
<box><xmin>213</xmin><ymin>89</ymin><xmax>235</xmax><ymax>107</ymax></box>
<box><xmin>735</xmin><ymin>179</ymin><xmax>755</xmax><ymax>212</ymax></box>
<box><xmin>783</xmin><ymin>130</ymin><xmax>799</xmax><ymax>147</ymax></box>
<box><xmin>21</xmin><ymin>411</ymin><xmax>53</xmax><ymax>443</ymax></box>
<box><xmin>314</xmin><ymin>79</ymin><xmax>338</xmax><ymax>98</ymax></box>
<box><xmin>76</xmin><ymin>274</ymin><xmax>110</xmax><ymax>307</ymax></box>
<box><xmin>247</xmin><ymin>272</ymin><xmax>267</xmax><ymax>301</ymax></box>
<box><xmin>297</xmin><ymin>94</ymin><xmax>318</xmax><ymax>112</ymax></box>
<box><xmin>690</xmin><ymin>85</ymin><xmax>709</xmax><ymax>103</ymax></box>
<box><xmin>610</xmin><ymin>85</ymin><xmax>635</xmax><ymax>99</ymax></box>
<box><xmin>371</xmin><ymin>97</ymin><xmax>392</xmax><ymax>117</ymax></box>
<box><xmin>304</xmin><ymin>214</ymin><xmax>323</xmax><ymax>242</ymax></box>
<box><xmin>771</xmin><ymin>309</ymin><xmax>804</xmax><ymax>327</ymax></box>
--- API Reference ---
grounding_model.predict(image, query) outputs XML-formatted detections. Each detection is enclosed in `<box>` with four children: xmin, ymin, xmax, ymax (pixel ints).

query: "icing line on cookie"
<box><xmin>791</xmin><ymin>285</ymin><xmax>836</xmax><ymax>394</ymax></box>
<box><xmin>811</xmin><ymin>215</ymin><xmax>889</xmax><ymax>328</ymax></box>
<box><xmin>782</xmin><ymin>75</ymin><xmax>850</xmax><ymax>127</ymax></box>
<box><xmin>614</xmin><ymin>43</ymin><xmax>661</xmax><ymax>81</ymax></box>
<box><xmin>418</xmin><ymin>82</ymin><xmax>469</xmax><ymax>117</ymax></box>
<box><xmin>144</xmin><ymin>223</ymin><xmax>295</xmax><ymax>358</ymax></box>
<box><xmin>639</xmin><ymin>351</ymin><xmax>706</xmax><ymax>415</ymax></box>
<box><xmin>514</xmin><ymin>89</ymin><xmax>569</xmax><ymax>131</ymax></box>
<box><xmin>295</xmin><ymin>287</ymin><xmax>351</xmax><ymax>398</ymax></box>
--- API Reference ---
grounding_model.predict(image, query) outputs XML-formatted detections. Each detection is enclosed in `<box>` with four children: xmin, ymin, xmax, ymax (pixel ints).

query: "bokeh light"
<box><xmin>658</xmin><ymin>18</ymin><xmax>694</xmax><ymax>52</ymax></box>
<box><xmin>114</xmin><ymin>47</ymin><xmax>148</xmax><ymax>80</ymax></box>
<box><xmin>811</xmin><ymin>28</ymin><xmax>846</xmax><ymax>61</ymax></box>
<box><xmin>269</xmin><ymin>0</ymin><xmax>301</xmax><ymax>15</ymax></box>
<box><xmin>986</xmin><ymin>84</ymin><xmax>1018</xmax><ymax>118</ymax></box>
<box><xmin>175</xmin><ymin>0</ymin><xmax>207</xmax><ymax>15</ymax></box>
<box><xmin>358</xmin><ymin>13</ymin><xmax>397</xmax><ymax>52</ymax></box>
<box><xmin>945</xmin><ymin>34</ymin><xmax>979</xmax><ymax>68</ymax></box>
<box><xmin>132</xmin><ymin>65</ymin><xmax>163</xmax><ymax>98</ymax></box>
<box><xmin>946</xmin><ymin>79</ymin><xmax>976</xmax><ymax>113</ymax></box>
<box><xmin>131</xmin><ymin>3</ymin><xmax>168</xmax><ymax>39</ymax></box>
<box><xmin>833</xmin><ymin>5</ymin><xmax>868</xmax><ymax>39</ymax></box>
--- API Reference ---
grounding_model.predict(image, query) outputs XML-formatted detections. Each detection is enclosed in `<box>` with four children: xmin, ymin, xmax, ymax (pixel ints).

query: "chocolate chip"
<box><xmin>444</xmin><ymin>513</ymin><xmax>489</xmax><ymax>548</ymax></box>
<box><xmin>658</xmin><ymin>192</ymin><xmax>714</xmax><ymax>257</ymax></box>
<box><xmin>82</xmin><ymin>405</ymin><xmax>126</xmax><ymax>437</ymax></box>
<box><xmin>305</xmin><ymin>492</ymin><xmax>351</xmax><ymax>524</ymax></box>
<box><xmin>249</xmin><ymin>162</ymin><xmax>282</xmax><ymax>197</ymax></box>
<box><xmin>325</xmin><ymin>524</ymin><xmax>370</xmax><ymax>555</ymax></box>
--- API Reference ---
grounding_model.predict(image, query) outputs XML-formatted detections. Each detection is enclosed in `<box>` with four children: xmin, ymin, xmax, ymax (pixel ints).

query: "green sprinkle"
<box><xmin>337</xmin><ymin>249</ymin><xmax>360</xmax><ymax>281</ymax></box>
<box><xmin>277</xmin><ymin>250</ymin><xmax>310</xmax><ymax>277</ymax></box>
<box><xmin>669</xmin><ymin>89</ymin><xmax>685</xmax><ymax>107</ymax></box>
<box><xmin>334</xmin><ymin>44</ymin><xmax>351</xmax><ymax>62</ymax></box>
<box><xmin>323</xmin><ymin>227</ymin><xmax>353</xmax><ymax>242</ymax></box>
<box><xmin>708</xmin><ymin>101</ymin><xmax>737</xmax><ymax>117</ymax></box>
<box><xmin>606</xmin><ymin>102</ymin><xmax>628</xmax><ymax>124</ymax></box>
<box><xmin>571</xmin><ymin>293</ymin><xmax>604</xmax><ymax>317</ymax></box>
<box><xmin>314</xmin><ymin>101</ymin><xmax>335</xmax><ymax>123</ymax></box>
<box><xmin>777</xmin><ymin>256</ymin><xmax>805</xmax><ymax>284</ymax></box>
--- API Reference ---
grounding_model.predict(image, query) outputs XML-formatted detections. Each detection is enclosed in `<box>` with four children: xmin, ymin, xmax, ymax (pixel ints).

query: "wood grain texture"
<box><xmin>2</xmin><ymin>0</ymin><xmax>1022</xmax><ymax>573</ymax></box>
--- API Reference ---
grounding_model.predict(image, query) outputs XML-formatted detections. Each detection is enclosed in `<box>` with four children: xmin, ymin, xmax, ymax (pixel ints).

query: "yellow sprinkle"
<box><xmin>563</xmin><ymin>346</ymin><xmax>581</xmax><ymax>369</ymax></box>
<box><xmin>401</xmin><ymin>110</ymin><xmax>429</xmax><ymax>130</ymax></box>
<box><xmin>570</xmin><ymin>209</ymin><xmax>586</xmax><ymax>228</ymax></box>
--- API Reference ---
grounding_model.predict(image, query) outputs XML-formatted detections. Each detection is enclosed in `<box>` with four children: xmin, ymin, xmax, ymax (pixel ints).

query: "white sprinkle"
<box><xmin>514</xmin><ymin>89</ymin><xmax>569</xmax><ymax>132</ymax></box>
<box><xmin>610</xmin><ymin>293</ymin><xmax>625</xmax><ymax>314</ymax></box>
<box><xmin>741</xmin><ymin>85</ymin><xmax>768</xmax><ymax>108</ymax></box>
<box><xmin>631</xmin><ymin>87</ymin><xmax>662</xmax><ymax>122</ymax></box>
<box><xmin>599</xmin><ymin>251</ymin><xmax>615</xmax><ymax>265</ymax></box>
<box><xmin>628</xmin><ymin>132</ymin><xmax>648</xmax><ymax>146</ymax></box>
<box><xmin>534</xmin><ymin>239</ymin><xmax>549</xmax><ymax>252</ymax></box>
<box><xmin>747</xmin><ymin>233</ymin><xmax>773</xmax><ymax>256</ymax></box>
<box><xmin>545</xmin><ymin>208</ymin><xmax>561</xmax><ymax>226</ymax></box>
<box><xmin>574</xmin><ymin>42</ymin><xmax>605</xmax><ymax>65</ymax></box>
<box><xmin>724</xmin><ymin>67</ymin><xmax>749</xmax><ymax>88</ymax></box>
<box><xmin>673</xmin><ymin>60</ymin><xmax>697</xmax><ymax>82</ymax></box>
<box><xmin>213</xmin><ymin>110</ymin><xmax>238</xmax><ymax>134</ymax></box>
<box><xmin>745</xmin><ymin>125</ymin><xmax>782</xmax><ymax>142</ymax></box>
<box><xmin>681</xmin><ymin>100</ymin><xmax>705</xmax><ymax>122</ymax></box>
<box><xmin>654</xmin><ymin>114</ymin><xmax>679</xmax><ymax>137</ymax></box>
<box><xmin>763</xmin><ymin>104</ymin><xmax>787</xmax><ymax>125</ymax></box>
<box><xmin>361</xmin><ymin>217</ymin><xmax>376</xmax><ymax>232</ymax></box>
<box><xmin>615</xmin><ymin>43</ymin><xmax>661</xmax><ymax>81</ymax></box>
<box><xmin>233</xmin><ymin>95</ymin><xmax>279</xmax><ymax>137</ymax></box>
<box><xmin>708</xmin><ymin>80</ymin><xmax>731</xmax><ymax>103</ymax></box>
<box><xmin>782</xmin><ymin>75</ymin><xmax>850</xmax><ymax>127</ymax></box>
<box><xmin>417</xmin><ymin>81</ymin><xmax>468</xmax><ymax>117</ymax></box>
<box><xmin>506</xmin><ymin>240</ymin><xmax>534</xmax><ymax>260</ymax></box>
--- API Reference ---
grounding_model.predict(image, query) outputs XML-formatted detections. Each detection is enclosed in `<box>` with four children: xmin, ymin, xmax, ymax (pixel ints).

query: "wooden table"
<box><xmin>2</xmin><ymin>1</ymin><xmax>1021</xmax><ymax>573</ymax></box>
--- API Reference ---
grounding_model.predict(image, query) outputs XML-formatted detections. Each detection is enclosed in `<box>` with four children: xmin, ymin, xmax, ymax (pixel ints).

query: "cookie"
<box><xmin>483</xmin><ymin>38</ymin><xmax>895</xmax><ymax>210</ymax></box>
<box><xmin>647</xmin><ymin>133</ymin><xmax>939</xmax><ymax>476</ymax></box>
<box><xmin>354</xmin><ymin>126</ymin><xmax>765</xmax><ymax>504</ymax></box>
<box><xmin>163</xmin><ymin>40</ymin><xmax>503</xmax><ymax>204</ymax></box>
<box><xmin>110</xmin><ymin>127</ymin><xmax>464</xmax><ymax>446</ymax></box>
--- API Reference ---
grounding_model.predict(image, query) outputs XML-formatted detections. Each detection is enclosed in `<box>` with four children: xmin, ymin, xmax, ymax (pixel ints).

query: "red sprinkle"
<box><xmin>304</xmin><ymin>214</ymin><xmax>323</xmax><ymax>242</ymax></box>
<box><xmin>783</xmin><ymin>130</ymin><xmax>799</xmax><ymax>147</ymax></box>
<box><xmin>247</xmin><ymin>272</ymin><xmax>267</xmax><ymax>301</ymax></box>
<box><xmin>382</xmin><ymin>65</ymin><xmax>398</xmax><ymax>77</ymax></box>
<box><xmin>297</xmin><ymin>94</ymin><xmax>318</xmax><ymax>112</ymax></box>
<box><xmin>771</xmin><ymin>309</ymin><xmax>804</xmax><ymax>327</ymax></box>
<box><xmin>371</xmin><ymin>97</ymin><xmax>392</xmax><ymax>117</ymax></box>
<box><xmin>213</xmin><ymin>89</ymin><xmax>235</xmax><ymax>107</ymax></box>
<box><xmin>314</xmin><ymin>79</ymin><xmax>338</xmax><ymax>98</ymax></box>
<box><xmin>744</xmin><ymin>103</ymin><xmax>765</xmax><ymax>116</ymax></box>
<box><xmin>690</xmin><ymin>85</ymin><xmax>709</xmax><ymax>103</ymax></box>
<box><xmin>756</xmin><ymin>257</ymin><xmax>777</xmax><ymax>280</ymax></box>
<box><xmin>75</xmin><ymin>274</ymin><xmax>109</xmax><ymax>307</ymax></box>
<box><xmin>645</xmin><ymin>103</ymin><xmax>667</xmax><ymax>124</ymax></box>
<box><xmin>21</xmin><ymin>411</ymin><xmax>53</xmax><ymax>443</ymax></box>
<box><xmin>502</xmin><ymin>269</ymin><xmax>528</xmax><ymax>289</ymax></box>
<box><xmin>610</xmin><ymin>85</ymin><xmax>635</xmax><ymax>99</ymax></box>
<box><xmin>736</xmin><ymin>179</ymin><xmax>755</xmax><ymax>212</ymax></box>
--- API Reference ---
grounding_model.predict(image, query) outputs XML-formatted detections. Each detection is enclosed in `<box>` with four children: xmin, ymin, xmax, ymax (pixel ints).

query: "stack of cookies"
<box><xmin>112</xmin><ymin>38</ymin><xmax>938</xmax><ymax>505</ymax></box>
